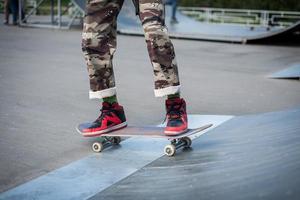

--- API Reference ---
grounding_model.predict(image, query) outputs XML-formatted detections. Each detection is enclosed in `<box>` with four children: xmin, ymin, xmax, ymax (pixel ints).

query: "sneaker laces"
<box><xmin>167</xmin><ymin>104</ymin><xmax>182</xmax><ymax>119</ymax></box>
<box><xmin>163</xmin><ymin>103</ymin><xmax>182</xmax><ymax>123</ymax></box>
<box><xmin>95</xmin><ymin>104</ymin><xmax>114</xmax><ymax>122</ymax></box>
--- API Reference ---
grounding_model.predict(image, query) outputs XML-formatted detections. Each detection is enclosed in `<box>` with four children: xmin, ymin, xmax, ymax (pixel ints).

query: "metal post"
<box><xmin>18</xmin><ymin>0</ymin><xmax>22</xmax><ymax>24</ymax></box>
<box><xmin>263</xmin><ymin>11</ymin><xmax>267</xmax><ymax>27</ymax></box>
<box><xmin>206</xmin><ymin>8</ymin><xmax>210</xmax><ymax>23</ymax></box>
<box><xmin>221</xmin><ymin>10</ymin><xmax>224</xmax><ymax>23</ymax></box>
<box><xmin>51</xmin><ymin>0</ymin><xmax>54</xmax><ymax>24</ymax></box>
<box><xmin>57</xmin><ymin>0</ymin><xmax>61</xmax><ymax>28</ymax></box>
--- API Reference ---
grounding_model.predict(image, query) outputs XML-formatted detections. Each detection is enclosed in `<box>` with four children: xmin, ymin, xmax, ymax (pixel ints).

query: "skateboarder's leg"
<box><xmin>139</xmin><ymin>0</ymin><xmax>180</xmax><ymax>97</ymax></box>
<box><xmin>138</xmin><ymin>0</ymin><xmax>187</xmax><ymax>135</ymax></box>
<box><xmin>80</xmin><ymin>0</ymin><xmax>126</xmax><ymax>136</ymax></box>
<box><xmin>82</xmin><ymin>0</ymin><xmax>124</xmax><ymax>100</ymax></box>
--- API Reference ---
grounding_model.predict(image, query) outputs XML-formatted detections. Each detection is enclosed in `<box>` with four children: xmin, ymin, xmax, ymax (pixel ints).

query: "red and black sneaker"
<box><xmin>77</xmin><ymin>102</ymin><xmax>127</xmax><ymax>137</ymax></box>
<box><xmin>164</xmin><ymin>98</ymin><xmax>188</xmax><ymax>136</ymax></box>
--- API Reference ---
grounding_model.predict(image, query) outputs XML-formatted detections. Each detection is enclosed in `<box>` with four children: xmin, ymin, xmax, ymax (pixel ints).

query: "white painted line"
<box><xmin>269</xmin><ymin>63</ymin><xmax>300</xmax><ymax>78</ymax></box>
<box><xmin>187</xmin><ymin>115</ymin><xmax>234</xmax><ymax>140</ymax></box>
<box><xmin>0</xmin><ymin>115</ymin><xmax>233</xmax><ymax>200</ymax></box>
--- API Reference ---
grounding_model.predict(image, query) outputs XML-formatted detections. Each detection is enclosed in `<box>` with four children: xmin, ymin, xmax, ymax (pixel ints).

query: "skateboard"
<box><xmin>76</xmin><ymin>124</ymin><xmax>213</xmax><ymax>156</ymax></box>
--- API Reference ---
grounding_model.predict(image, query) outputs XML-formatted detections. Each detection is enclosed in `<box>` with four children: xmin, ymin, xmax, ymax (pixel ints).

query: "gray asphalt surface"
<box><xmin>0</xmin><ymin>23</ymin><xmax>300</xmax><ymax>194</ymax></box>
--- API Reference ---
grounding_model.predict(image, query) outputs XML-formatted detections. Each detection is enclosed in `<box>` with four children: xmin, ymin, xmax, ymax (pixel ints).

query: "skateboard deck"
<box><xmin>77</xmin><ymin>124</ymin><xmax>213</xmax><ymax>139</ymax></box>
<box><xmin>77</xmin><ymin>123</ymin><xmax>213</xmax><ymax>156</ymax></box>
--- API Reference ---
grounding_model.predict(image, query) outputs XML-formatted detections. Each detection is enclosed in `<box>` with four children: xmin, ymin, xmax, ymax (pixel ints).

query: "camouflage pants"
<box><xmin>82</xmin><ymin>0</ymin><xmax>180</xmax><ymax>99</ymax></box>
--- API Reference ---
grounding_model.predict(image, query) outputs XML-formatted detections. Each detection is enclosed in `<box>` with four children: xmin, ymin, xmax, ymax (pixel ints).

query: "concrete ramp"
<box><xmin>0</xmin><ymin>115</ymin><xmax>232</xmax><ymax>200</ymax></box>
<box><xmin>246</xmin><ymin>21</ymin><xmax>300</xmax><ymax>44</ymax></box>
<box><xmin>2</xmin><ymin>108</ymin><xmax>300</xmax><ymax>200</ymax></box>
<box><xmin>72</xmin><ymin>0</ymin><xmax>300</xmax><ymax>44</ymax></box>
<box><xmin>91</xmin><ymin>108</ymin><xmax>300</xmax><ymax>200</ymax></box>
<box><xmin>270</xmin><ymin>63</ymin><xmax>300</xmax><ymax>79</ymax></box>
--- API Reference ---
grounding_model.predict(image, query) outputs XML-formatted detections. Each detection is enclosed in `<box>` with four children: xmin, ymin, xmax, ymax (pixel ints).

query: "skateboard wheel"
<box><xmin>92</xmin><ymin>142</ymin><xmax>103</xmax><ymax>153</ymax></box>
<box><xmin>112</xmin><ymin>136</ymin><xmax>121</xmax><ymax>145</ymax></box>
<box><xmin>182</xmin><ymin>137</ymin><xmax>192</xmax><ymax>147</ymax></box>
<box><xmin>164</xmin><ymin>144</ymin><xmax>176</xmax><ymax>157</ymax></box>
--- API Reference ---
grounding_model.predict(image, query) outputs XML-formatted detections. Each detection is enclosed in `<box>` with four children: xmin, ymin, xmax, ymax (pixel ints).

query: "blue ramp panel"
<box><xmin>90</xmin><ymin>108</ymin><xmax>300</xmax><ymax>200</ymax></box>
<box><xmin>73</xmin><ymin>0</ymin><xmax>300</xmax><ymax>44</ymax></box>
<box><xmin>0</xmin><ymin>115</ymin><xmax>232</xmax><ymax>200</ymax></box>
<box><xmin>270</xmin><ymin>63</ymin><xmax>300</xmax><ymax>79</ymax></box>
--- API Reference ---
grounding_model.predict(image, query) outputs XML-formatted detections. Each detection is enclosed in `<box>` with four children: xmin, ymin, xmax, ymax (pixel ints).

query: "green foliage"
<box><xmin>179</xmin><ymin>0</ymin><xmax>300</xmax><ymax>11</ymax></box>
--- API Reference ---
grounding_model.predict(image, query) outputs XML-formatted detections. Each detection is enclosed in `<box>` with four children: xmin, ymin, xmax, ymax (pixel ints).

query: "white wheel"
<box><xmin>164</xmin><ymin>144</ymin><xmax>176</xmax><ymax>157</ymax></box>
<box><xmin>182</xmin><ymin>137</ymin><xmax>192</xmax><ymax>147</ymax></box>
<box><xmin>92</xmin><ymin>142</ymin><xmax>103</xmax><ymax>153</ymax></box>
<box><xmin>112</xmin><ymin>136</ymin><xmax>121</xmax><ymax>145</ymax></box>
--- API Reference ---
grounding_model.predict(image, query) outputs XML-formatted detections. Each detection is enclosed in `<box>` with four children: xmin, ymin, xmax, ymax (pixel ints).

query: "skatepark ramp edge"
<box><xmin>72</xmin><ymin>0</ymin><xmax>300</xmax><ymax>44</ymax></box>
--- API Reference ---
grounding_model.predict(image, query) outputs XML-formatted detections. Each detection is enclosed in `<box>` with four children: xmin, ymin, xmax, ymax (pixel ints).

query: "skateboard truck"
<box><xmin>91</xmin><ymin>135</ymin><xmax>192</xmax><ymax>157</ymax></box>
<box><xmin>92</xmin><ymin>136</ymin><xmax>121</xmax><ymax>153</ymax></box>
<box><xmin>164</xmin><ymin>137</ymin><xmax>192</xmax><ymax>156</ymax></box>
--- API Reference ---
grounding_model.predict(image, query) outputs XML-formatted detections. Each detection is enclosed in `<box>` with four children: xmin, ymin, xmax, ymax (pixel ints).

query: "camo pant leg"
<box><xmin>82</xmin><ymin>0</ymin><xmax>124</xmax><ymax>99</ymax></box>
<box><xmin>139</xmin><ymin>0</ymin><xmax>180</xmax><ymax>97</ymax></box>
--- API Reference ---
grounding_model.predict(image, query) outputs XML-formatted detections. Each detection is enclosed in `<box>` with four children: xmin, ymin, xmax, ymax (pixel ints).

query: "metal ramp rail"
<box><xmin>180</xmin><ymin>7</ymin><xmax>300</xmax><ymax>28</ymax></box>
<box><xmin>18</xmin><ymin>0</ymin><xmax>84</xmax><ymax>29</ymax></box>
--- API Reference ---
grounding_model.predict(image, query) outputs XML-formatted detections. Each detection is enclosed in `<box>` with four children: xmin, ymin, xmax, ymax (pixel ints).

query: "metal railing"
<box><xmin>18</xmin><ymin>0</ymin><xmax>83</xmax><ymax>29</ymax></box>
<box><xmin>179</xmin><ymin>7</ymin><xmax>300</xmax><ymax>27</ymax></box>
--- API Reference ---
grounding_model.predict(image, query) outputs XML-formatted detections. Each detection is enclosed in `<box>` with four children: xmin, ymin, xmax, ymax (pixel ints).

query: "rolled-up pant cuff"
<box><xmin>154</xmin><ymin>85</ymin><xmax>181</xmax><ymax>97</ymax></box>
<box><xmin>89</xmin><ymin>87</ymin><xmax>117</xmax><ymax>99</ymax></box>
